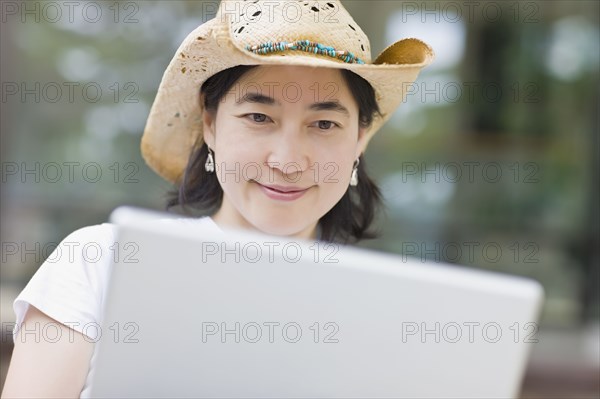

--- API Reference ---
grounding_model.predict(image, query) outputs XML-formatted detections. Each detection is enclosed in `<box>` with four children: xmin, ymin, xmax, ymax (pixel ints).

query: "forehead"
<box><xmin>230</xmin><ymin>65</ymin><xmax>354</xmax><ymax>104</ymax></box>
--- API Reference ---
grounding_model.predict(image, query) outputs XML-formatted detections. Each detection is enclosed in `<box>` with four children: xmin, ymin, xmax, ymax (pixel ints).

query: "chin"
<box><xmin>251</xmin><ymin>214</ymin><xmax>314</xmax><ymax>238</ymax></box>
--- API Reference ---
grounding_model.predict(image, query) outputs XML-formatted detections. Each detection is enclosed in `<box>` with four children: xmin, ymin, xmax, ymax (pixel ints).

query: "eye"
<box><xmin>314</xmin><ymin>120</ymin><xmax>339</xmax><ymax>130</ymax></box>
<box><xmin>243</xmin><ymin>113</ymin><xmax>271</xmax><ymax>123</ymax></box>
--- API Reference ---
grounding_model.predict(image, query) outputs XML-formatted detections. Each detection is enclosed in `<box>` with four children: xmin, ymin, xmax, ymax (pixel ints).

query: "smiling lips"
<box><xmin>257</xmin><ymin>182</ymin><xmax>311</xmax><ymax>201</ymax></box>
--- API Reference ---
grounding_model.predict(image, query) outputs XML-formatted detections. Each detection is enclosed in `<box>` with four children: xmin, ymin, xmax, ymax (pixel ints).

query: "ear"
<box><xmin>355</xmin><ymin>126</ymin><xmax>369</xmax><ymax>159</ymax></box>
<box><xmin>202</xmin><ymin>108</ymin><xmax>216</xmax><ymax>149</ymax></box>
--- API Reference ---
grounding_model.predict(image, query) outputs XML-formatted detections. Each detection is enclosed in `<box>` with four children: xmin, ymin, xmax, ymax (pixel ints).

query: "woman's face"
<box><xmin>203</xmin><ymin>65</ymin><xmax>368</xmax><ymax>239</ymax></box>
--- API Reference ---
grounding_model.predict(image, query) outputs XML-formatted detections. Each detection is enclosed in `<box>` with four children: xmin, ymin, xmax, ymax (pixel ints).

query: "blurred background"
<box><xmin>1</xmin><ymin>1</ymin><xmax>598</xmax><ymax>397</ymax></box>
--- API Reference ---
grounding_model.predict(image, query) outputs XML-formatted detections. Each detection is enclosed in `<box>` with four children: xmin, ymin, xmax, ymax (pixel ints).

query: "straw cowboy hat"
<box><xmin>141</xmin><ymin>0</ymin><xmax>434</xmax><ymax>183</ymax></box>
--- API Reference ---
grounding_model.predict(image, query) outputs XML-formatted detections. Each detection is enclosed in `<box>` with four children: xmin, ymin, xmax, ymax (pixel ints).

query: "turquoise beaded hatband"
<box><xmin>245</xmin><ymin>40</ymin><xmax>365</xmax><ymax>65</ymax></box>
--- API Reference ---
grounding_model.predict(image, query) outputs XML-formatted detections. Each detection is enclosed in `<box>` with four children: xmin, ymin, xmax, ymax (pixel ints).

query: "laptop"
<box><xmin>88</xmin><ymin>206</ymin><xmax>544</xmax><ymax>398</ymax></box>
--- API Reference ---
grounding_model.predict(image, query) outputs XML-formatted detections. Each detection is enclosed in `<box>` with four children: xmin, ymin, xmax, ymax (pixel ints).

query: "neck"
<box><xmin>211</xmin><ymin>199</ymin><xmax>319</xmax><ymax>241</ymax></box>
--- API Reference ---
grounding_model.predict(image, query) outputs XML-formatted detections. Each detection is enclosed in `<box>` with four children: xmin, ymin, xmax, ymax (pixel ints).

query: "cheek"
<box><xmin>313</xmin><ymin>145</ymin><xmax>356</xmax><ymax>184</ymax></box>
<box><xmin>213</xmin><ymin>139</ymin><xmax>264</xmax><ymax>190</ymax></box>
<box><xmin>213</xmin><ymin>120</ymin><xmax>261</xmax><ymax>163</ymax></box>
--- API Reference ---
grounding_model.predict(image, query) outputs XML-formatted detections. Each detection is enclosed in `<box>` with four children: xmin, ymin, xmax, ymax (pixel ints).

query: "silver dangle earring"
<box><xmin>350</xmin><ymin>158</ymin><xmax>360</xmax><ymax>187</ymax></box>
<box><xmin>205</xmin><ymin>147</ymin><xmax>215</xmax><ymax>173</ymax></box>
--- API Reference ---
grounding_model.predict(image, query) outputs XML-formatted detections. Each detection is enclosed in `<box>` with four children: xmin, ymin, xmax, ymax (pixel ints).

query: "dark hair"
<box><xmin>167</xmin><ymin>65</ymin><xmax>383</xmax><ymax>244</ymax></box>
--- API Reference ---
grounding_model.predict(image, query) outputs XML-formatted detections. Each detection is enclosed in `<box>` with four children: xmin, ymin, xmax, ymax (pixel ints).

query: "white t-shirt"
<box><xmin>12</xmin><ymin>216</ymin><xmax>222</xmax><ymax>398</ymax></box>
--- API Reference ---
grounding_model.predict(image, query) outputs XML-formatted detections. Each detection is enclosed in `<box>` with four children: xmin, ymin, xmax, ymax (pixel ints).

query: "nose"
<box><xmin>266</xmin><ymin>124</ymin><xmax>311</xmax><ymax>178</ymax></box>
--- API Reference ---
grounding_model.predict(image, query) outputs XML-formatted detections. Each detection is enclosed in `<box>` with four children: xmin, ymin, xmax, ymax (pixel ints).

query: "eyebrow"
<box><xmin>236</xmin><ymin>93</ymin><xmax>350</xmax><ymax>116</ymax></box>
<box><xmin>236</xmin><ymin>93</ymin><xmax>279</xmax><ymax>106</ymax></box>
<box><xmin>308</xmin><ymin>101</ymin><xmax>350</xmax><ymax>116</ymax></box>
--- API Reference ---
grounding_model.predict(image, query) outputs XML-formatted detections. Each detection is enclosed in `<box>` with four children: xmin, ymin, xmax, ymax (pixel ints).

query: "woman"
<box><xmin>2</xmin><ymin>0</ymin><xmax>433</xmax><ymax>397</ymax></box>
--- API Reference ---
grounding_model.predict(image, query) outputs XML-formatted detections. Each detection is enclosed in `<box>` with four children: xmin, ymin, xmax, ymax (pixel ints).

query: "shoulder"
<box><xmin>56</xmin><ymin>222</ymin><xmax>118</xmax><ymax>249</ymax></box>
<box><xmin>69</xmin><ymin>222</ymin><xmax>117</xmax><ymax>238</ymax></box>
<box><xmin>12</xmin><ymin>223</ymin><xmax>118</xmax><ymax>341</ymax></box>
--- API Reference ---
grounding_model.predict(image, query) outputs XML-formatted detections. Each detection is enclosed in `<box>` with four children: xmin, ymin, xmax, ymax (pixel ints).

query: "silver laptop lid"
<box><xmin>88</xmin><ymin>206</ymin><xmax>544</xmax><ymax>398</ymax></box>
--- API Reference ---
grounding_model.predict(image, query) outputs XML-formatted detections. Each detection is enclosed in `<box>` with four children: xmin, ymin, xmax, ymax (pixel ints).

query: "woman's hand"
<box><xmin>2</xmin><ymin>306</ymin><xmax>94</xmax><ymax>398</ymax></box>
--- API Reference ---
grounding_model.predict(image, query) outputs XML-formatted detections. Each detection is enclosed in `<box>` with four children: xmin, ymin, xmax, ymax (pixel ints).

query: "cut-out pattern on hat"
<box><xmin>220</xmin><ymin>0</ymin><xmax>371</xmax><ymax>64</ymax></box>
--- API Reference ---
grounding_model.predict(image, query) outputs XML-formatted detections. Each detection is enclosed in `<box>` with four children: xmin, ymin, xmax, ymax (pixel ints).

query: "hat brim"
<box><xmin>141</xmin><ymin>17</ymin><xmax>434</xmax><ymax>183</ymax></box>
